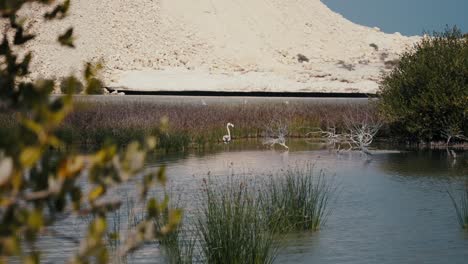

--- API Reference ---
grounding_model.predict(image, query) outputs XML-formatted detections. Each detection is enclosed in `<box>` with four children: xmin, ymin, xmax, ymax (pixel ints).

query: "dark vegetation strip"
<box><xmin>106</xmin><ymin>89</ymin><xmax>377</xmax><ymax>98</ymax></box>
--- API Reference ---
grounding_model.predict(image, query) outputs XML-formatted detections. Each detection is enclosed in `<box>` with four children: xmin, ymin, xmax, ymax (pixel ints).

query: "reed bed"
<box><xmin>262</xmin><ymin>165</ymin><xmax>332</xmax><ymax>232</ymax></box>
<box><xmin>72</xmin><ymin>163</ymin><xmax>334</xmax><ymax>263</ymax></box>
<box><xmin>0</xmin><ymin>98</ymin><xmax>376</xmax><ymax>149</ymax></box>
<box><xmin>59</xmin><ymin>99</ymin><xmax>376</xmax><ymax>148</ymax></box>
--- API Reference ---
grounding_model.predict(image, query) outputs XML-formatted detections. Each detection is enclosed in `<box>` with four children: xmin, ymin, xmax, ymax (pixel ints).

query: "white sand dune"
<box><xmin>21</xmin><ymin>0</ymin><xmax>419</xmax><ymax>93</ymax></box>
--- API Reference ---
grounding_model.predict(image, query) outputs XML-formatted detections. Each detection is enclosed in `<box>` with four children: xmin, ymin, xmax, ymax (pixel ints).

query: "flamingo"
<box><xmin>222</xmin><ymin>123</ymin><xmax>234</xmax><ymax>143</ymax></box>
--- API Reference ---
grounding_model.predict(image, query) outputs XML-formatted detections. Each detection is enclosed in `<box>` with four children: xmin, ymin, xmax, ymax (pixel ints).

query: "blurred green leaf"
<box><xmin>90</xmin><ymin>217</ymin><xmax>107</xmax><ymax>236</ymax></box>
<box><xmin>85</xmin><ymin>78</ymin><xmax>104</xmax><ymax>95</ymax></box>
<box><xmin>1</xmin><ymin>237</ymin><xmax>20</xmax><ymax>256</ymax></box>
<box><xmin>157</xmin><ymin>166</ymin><xmax>167</xmax><ymax>185</ymax></box>
<box><xmin>44</xmin><ymin>0</ymin><xmax>70</xmax><ymax>20</ymax></box>
<box><xmin>0</xmin><ymin>2</ymin><xmax>178</xmax><ymax>261</ymax></box>
<box><xmin>24</xmin><ymin>251</ymin><xmax>40</xmax><ymax>264</ymax></box>
<box><xmin>147</xmin><ymin>198</ymin><xmax>159</xmax><ymax>218</ymax></box>
<box><xmin>146</xmin><ymin>136</ymin><xmax>157</xmax><ymax>149</ymax></box>
<box><xmin>88</xmin><ymin>186</ymin><xmax>105</xmax><ymax>203</ymax></box>
<box><xmin>60</xmin><ymin>76</ymin><xmax>83</xmax><ymax>94</ymax></box>
<box><xmin>20</xmin><ymin>146</ymin><xmax>42</xmax><ymax>167</ymax></box>
<box><xmin>27</xmin><ymin>209</ymin><xmax>43</xmax><ymax>232</ymax></box>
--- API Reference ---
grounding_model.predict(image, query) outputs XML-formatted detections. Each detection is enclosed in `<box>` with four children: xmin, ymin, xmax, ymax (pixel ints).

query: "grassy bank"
<box><xmin>0</xmin><ymin>97</ymin><xmax>378</xmax><ymax>150</ymax></box>
<box><xmin>3</xmin><ymin>97</ymin><xmax>466</xmax><ymax>152</ymax></box>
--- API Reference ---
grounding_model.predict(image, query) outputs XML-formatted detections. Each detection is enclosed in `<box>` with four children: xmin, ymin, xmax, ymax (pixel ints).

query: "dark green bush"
<box><xmin>378</xmin><ymin>26</ymin><xmax>468</xmax><ymax>142</ymax></box>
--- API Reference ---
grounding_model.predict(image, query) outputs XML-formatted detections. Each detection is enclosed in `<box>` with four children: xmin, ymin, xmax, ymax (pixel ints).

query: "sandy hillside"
<box><xmin>19</xmin><ymin>0</ymin><xmax>419</xmax><ymax>93</ymax></box>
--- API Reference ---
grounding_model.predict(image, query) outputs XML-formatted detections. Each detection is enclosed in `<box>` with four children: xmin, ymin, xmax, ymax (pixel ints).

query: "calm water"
<box><xmin>32</xmin><ymin>141</ymin><xmax>468</xmax><ymax>263</ymax></box>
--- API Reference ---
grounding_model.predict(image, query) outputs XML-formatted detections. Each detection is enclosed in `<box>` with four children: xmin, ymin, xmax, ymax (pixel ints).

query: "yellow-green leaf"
<box><xmin>92</xmin><ymin>146</ymin><xmax>117</xmax><ymax>164</ymax></box>
<box><xmin>90</xmin><ymin>217</ymin><xmax>107</xmax><ymax>236</ymax></box>
<box><xmin>160</xmin><ymin>209</ymin><xmax>183</xmax><ymax>235</ymax></box>
<box><xmin>2</xmin><ymin>237</ymin><xmax>20</xmax><ymax>255</ymax></box>
<box><xmin>20</xmin><ymin>147</ymin><xmax>42</xmax><ymax>167</ymax></box>
<box><xmin>147</xmin><ymin>198</ymin><xmax>159</xmax><ymax>218</ymax></box>
<box><xmin>46</xmin><ymin>135</ymin><xmax>63</xmax><ymax>148</ymax></box>
<box><xmin>157</xmin><ymin>166</ymin><xmax>167</xmax><ymax>185</ymax></box>
<box><xmin>21</xmin><ymin>119</ymin><xmax>46</xmax><ymax>142</ymax></box>
<box><xmin>27</xmin><ymin>210</ymin><xmax>43</xmax><ymax>231</ymax></box>
<box><xmin>146</xmin><ymin>136</ymin><xmax>157</xmax><ymax>149</ymax></box>
<box><xmin>58</xmin><ymin>156</ymin><xmax>85</xmax><ymax>179</ymax></box>
<box><xmin>88</xmin><ymin>186</ymin><xmax>105</xmax><ymax>202</ymax></box>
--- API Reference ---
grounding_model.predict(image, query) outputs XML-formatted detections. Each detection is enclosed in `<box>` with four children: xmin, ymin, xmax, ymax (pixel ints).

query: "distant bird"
<box><xmin>223</xmin><ymin>123</ymin><xmax>234</xmax><ymax>143</ymax></box>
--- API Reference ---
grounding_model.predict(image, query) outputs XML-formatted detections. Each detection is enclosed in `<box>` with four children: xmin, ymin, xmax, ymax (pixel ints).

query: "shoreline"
<box><xmin>104</xmin><ymin>89</ymin><xmax>377</xmax><ymax>98</ymax></box>
<box><xmin>2</xmin><ymin>97</ymin><xmax>466</xmax><ymax>151</ymax></box>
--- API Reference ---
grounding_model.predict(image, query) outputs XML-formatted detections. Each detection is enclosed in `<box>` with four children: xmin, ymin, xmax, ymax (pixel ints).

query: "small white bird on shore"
<box><xmin>223</xmin><ymin>123</ymin><xmax>234</xmax><ymax>143</ymax></box>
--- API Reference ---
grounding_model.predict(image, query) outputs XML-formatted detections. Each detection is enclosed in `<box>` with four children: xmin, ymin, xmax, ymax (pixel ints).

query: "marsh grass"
<box><xmin>448</xmin><ymin>182</ymin><xmax>468</xmax><ymax>229</ymax></box>
<box><xmin>159</xmin><ymin>132</ymin><xmax>192</xmax><ymax>152</ymax></box>
<box><xmin>0</xmin><ymin>99</ymin><xmax>377</xmax><ymax>151</ymax></box>
<box><xmin>262</xmin><ymin>165</ymin><xmax>332</xmax><ymax>233</ymax></box>
<box><xmin>1</xmin><ymin>99</ymin><xmax>373</xmax><ymax>149</ymax></box>
<box><xmin>196</xmin><ymin>178</ymin><xmax>280</xmax><ymax>264</ymax></box>
<box><xmin>72</xmin><ymin>164</ymin><xmax>334</xmax><ymax>263</ymax></box>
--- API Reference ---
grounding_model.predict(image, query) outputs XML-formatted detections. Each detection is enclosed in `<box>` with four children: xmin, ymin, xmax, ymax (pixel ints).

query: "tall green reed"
<box><xmin>262</xmin><ymin>165</ymin><xmax>332</xmax><ymax>233</ymax></box>
<box><xmin>196</xmin><ymin>178</ymin><xmax>280</xmax><ymax>264</ymax></box>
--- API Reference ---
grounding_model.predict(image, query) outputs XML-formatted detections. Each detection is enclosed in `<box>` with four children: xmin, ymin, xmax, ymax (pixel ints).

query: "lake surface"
<box><xmin>32</xmin><ymin>140</ymin><xmax>468</xmax><ymax>264</ymax></box>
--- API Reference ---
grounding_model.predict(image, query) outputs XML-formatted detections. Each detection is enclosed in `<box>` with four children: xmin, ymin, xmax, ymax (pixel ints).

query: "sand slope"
<box><xmin>20</xmin><ymin>0</ymin><xmax>419</xmax><ymax>93</ymax></box>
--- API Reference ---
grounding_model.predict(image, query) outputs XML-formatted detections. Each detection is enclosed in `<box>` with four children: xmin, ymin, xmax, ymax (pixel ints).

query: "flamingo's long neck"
<box><xmin>227</xmin><ymin>125</ymin><xmax>231</xmax><ymax>139</ymax></box>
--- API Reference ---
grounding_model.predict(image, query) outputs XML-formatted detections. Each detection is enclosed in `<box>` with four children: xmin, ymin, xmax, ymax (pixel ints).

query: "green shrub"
<box><xmin>378</xmin><ymin>26</ymin><xmax>468</xmax><ymax>142</ymax></box>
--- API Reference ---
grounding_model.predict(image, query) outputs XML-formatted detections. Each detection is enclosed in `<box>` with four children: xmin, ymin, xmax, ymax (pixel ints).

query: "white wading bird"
<box><xmin>223</xmin><ymin>123</ymin><xmax>234</xmax><ymax>143</ymax></box>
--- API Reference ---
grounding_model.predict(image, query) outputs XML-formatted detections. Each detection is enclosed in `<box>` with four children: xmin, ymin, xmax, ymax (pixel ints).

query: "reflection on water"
<box><xmin>31</xmin><ymin>141</ymin><xmax>468</xmax><ymax>263</ymax></box>
<box><xmin>379</xmin><ymin>150</ymin><xmax>467</xmax><ymax>178</ymax></box>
